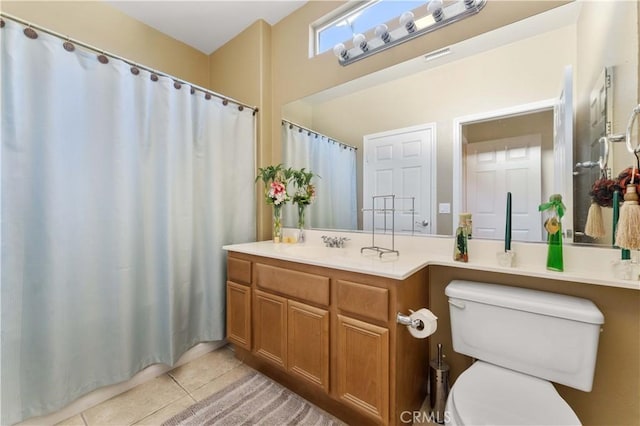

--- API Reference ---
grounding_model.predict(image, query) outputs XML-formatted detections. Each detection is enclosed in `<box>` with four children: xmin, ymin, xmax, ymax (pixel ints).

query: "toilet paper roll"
<box><xmin>408</xmin><ymin>308</ymin><xmax>438</xmax><ymax>339</ymax></box>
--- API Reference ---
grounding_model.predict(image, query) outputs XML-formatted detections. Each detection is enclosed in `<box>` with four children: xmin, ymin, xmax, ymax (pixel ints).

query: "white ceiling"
<box><xmin>106</xmin><ymin>1</ymin><xmax>308</xmax><ymax>54</ymax></box>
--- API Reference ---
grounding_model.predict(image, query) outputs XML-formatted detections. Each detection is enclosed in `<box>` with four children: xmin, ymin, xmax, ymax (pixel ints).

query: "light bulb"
<box><xmin>427</xmin><ymin>0</ymin><xmax>444</xmax><ymax>22</ymax></box>
<box><xmin>375</xmin><ymin>24</ymin><xmax>391</xmax><ymax>44</ymax></box>
<box><xmin>333</xmin><ymin>43</ymin><xmax>349</xmax><ymax>61</ymax></box>
<box><xmin>399</xmin><ymin>11</ymin><xmax>416</xmax><ymax>33</ymax></box>
<box><xmin>352</xmin><ymin>33</ymin><xmax>368</xmax><ymax>52</ymax></box>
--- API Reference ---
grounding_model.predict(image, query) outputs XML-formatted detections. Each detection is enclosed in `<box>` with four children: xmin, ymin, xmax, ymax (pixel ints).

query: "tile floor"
<box><xmin>53</xmin><ymin>345</ymin><xmax>434</xmax><ymax>426</ymax></box>
<box><xmin>55</xmin><ymin>346</ymin><xmax>254</xmax><ymax>426</ymax></box>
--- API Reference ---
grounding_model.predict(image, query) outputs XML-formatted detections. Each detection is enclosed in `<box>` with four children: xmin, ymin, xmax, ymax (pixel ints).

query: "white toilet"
<box><xmin>444</xmin><ymin>280</ymin><xmax>604</xmax><ymax>426</ymax></box>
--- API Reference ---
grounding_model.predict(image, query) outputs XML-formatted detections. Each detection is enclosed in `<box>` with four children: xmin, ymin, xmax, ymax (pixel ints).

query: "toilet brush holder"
<box><xmin>429</xmin><ymin>343</ymin><xmax>450</xmax><ymax>424</ymax></box>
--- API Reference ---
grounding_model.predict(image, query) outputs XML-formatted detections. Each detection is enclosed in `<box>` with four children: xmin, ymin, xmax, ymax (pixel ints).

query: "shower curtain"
<box><xmin>1</xmin><ymin>20</ymin><xmax>256</xmax><ymax>424</ymax></box>
<box><xmin>282</xmin><ymin>124</ymin><xmax>357</xmax><ymax>230</ymax></box>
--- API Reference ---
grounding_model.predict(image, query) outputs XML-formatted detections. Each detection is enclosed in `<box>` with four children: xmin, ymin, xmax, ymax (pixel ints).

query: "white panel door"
<box><xmin>363</xmin><ymin>124</ymin><xmax>435</xmax><ymax>234</ymax></box>
<box><xmin>465</xmin><ymin>135</ymin><xmax>542</xmax><ymax>241</ymax></box>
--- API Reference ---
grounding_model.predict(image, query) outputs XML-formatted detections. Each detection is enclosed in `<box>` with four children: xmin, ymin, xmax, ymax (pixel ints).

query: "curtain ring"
<box><xmin>253</xmin><ymin>108</ymin><xmax>259</xmax><ymax>116</ymax></box>
<box><xmin>150</xmin><ymin>73</ymin><xmax>159</xmax><ymax>82</ymax></box>
<box><xmin>238</xmin><ymin>105</ymin><xmax>244</xmax><ymax>111</ymax></box>
<box><xmin>222</xmin><ymin>99</ymin><xmax>229</xmax><ymax>106</ymax></box>
<box><xmin>173</xmin><ymin>81</ymin><xmax>182</xmax><ymax>90</ymax></box>
<box><xmin>24</xmin><ymin>26</ymin><xmax>38</xmax><ymax>39</ymax></box>
<box><xmin>190</xmin><ymin>87</ymin><xmax>195</xmax><ymax>95</ymax></box>
<box><xmin>1</xmin><ymin>19</ymin><xmax>5</xmax><ymax>28</ymax></box>
<box><xmin>130</xmin><ymin>66</ymin><xmax>140</xmax><ymax>75</ymax></box>
<box><xmin>97</xmin><ymin>53</ymin><xmax>109</xmax><ymax>64</ymax></box>
<box><xmin>205</xmin><ymin>93</ymin><xmax>212</xmax><ymax>100</ymax></box>
<box><xmin>63</xmin><ymin>39</ymin><xmax>75</xmax><ymax>52</ymax></box>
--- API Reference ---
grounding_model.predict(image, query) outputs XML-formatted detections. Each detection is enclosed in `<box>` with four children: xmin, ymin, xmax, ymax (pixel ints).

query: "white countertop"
<box><xmin>223</xmin><ymin>230</ymin><xmax>640</xmax><ymax>291</ymax></box>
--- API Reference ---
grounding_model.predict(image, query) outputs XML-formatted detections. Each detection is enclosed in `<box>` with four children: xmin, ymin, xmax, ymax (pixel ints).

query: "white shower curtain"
<box><xmin>1</xmin><ymin>20</ymin><xmax>255</xmax><ymax>424</ymax></box>
<box><xmin>282</xmin><ymin>124</ymin><xmax>357</xmax><ymax>230</ymax></box>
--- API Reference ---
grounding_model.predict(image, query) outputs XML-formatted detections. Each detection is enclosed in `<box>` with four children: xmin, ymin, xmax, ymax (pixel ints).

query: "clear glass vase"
<box><xmin>273</xmin><ymin>205</ymin><xmax>283</xmax><ymax>243</ymax></box>
<box><xmin>297</xmin><ymin>204</ymin><xmax>306</xmax><ymax>243</ymax></box>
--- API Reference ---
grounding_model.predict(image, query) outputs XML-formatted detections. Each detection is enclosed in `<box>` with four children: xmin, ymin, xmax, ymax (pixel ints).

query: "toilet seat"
<box><xmin>446</xmin><ymin>361</ymin><xmax>581</xmax><ymax>426</ymax></box>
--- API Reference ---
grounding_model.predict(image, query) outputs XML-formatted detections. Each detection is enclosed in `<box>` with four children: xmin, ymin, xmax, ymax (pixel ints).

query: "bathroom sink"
<box><xmin>281</xmin><ymin>245</ymin><xmax>342</xmax><ymax>259</ymax></box>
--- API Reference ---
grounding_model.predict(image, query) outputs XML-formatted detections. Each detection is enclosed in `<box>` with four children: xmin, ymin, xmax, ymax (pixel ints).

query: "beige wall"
<box><xmin>209</xmin><ymin>20</ymin><xmax>273</xmax><ymax>238</ymax></box>
<box><xmin>1</xmin><ymin>1</ymin><xmax>210</xmax><ymax>88</ymax></box>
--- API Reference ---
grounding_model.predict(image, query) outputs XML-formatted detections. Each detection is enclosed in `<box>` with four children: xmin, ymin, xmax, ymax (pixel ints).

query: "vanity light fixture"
<box><xmin>400</xmin><ymin>11</ymin><xmax>417</xmax><ymax>33</ymax></box>
<box><xmin>353</xmin><ymin>33</ymin><xmax>369</xmax><ymax>52</ymax></box>
<box><xmin>333</xmin><ymin>42</ymin><xmax>349</xmax><ymax>61</ymax></box>
<box><xmin>427</xmin><ymin>0</ymin><xmax>444</xmax><ymax>23</ymax></box>
<box><xmin>334</xmin><ymin>0</ymin><xmax>486</xmax><ymax>66</ymax></box>
<box><xmin>375</xmin><ymin>24</ymin><xmax>392</xmax><ymax>44</ymax></box>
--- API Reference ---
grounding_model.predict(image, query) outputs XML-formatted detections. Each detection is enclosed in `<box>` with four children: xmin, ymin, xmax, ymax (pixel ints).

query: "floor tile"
<box><xmin>190</xmin><ymin>363</ymin><xmax>254</xmax><ymax>402</ymax></box>
<box><xmin>168</xmin><ymin>346</ymin><xmax>241</xmax><ymax>393</ymax></box>
<box><xmin>83</xmin><ymin>374</ymin><xmax>187</xmax><ymax>426</ymax></box>
<box><xmin>133</xmin><ymin>395</ymin><xmax>196</xmax><ymax>425</ymax></box>
<box><xmin>55</xmin><ymin>414</ymin><xmax>86</xmax><ymax>426</ymax></box>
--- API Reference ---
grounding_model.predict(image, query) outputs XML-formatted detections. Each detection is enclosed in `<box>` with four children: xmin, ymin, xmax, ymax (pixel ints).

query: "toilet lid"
<box><xmin>450</xmin><ymin>361</ymin><xmax>581</xmax><ymax>425</ymax></box>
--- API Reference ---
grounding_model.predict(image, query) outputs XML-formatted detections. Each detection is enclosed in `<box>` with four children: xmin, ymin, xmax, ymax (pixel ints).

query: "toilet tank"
<box><xmin>446</xmin><ymin>280</ymin><xmax>604</xmax><ymax>392</ymax></box>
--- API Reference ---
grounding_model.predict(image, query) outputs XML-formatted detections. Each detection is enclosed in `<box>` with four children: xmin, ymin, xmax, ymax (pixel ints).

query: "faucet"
<box><xmin>321</xmin><ymin>235</ymin><xmax>349</xmax><ymax>248</ymax></box>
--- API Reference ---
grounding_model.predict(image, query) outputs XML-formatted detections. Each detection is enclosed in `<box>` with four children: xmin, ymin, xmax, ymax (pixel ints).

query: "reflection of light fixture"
<box><xmin>353</xmin><ymin>33</ymin><xmax>369</xmax><ymax>52</ymax></box>
<box><xmin>333</xmin><ymin>43</ymin><xmax>349</xmax><ymax>61</ymax></box>
<box><xmin>375</xmin><ymin>24</ymin><xmax>391</xmax><ymax>43</ymax></box>
<box><xmin>399</xmin><ymin>11</ymin><xmax>416</xmax><ymax>33</ymax></box>
<box><xmin>333</xmin><ymin>0</ymin><xmax>486</xmax><ymax>66</ymax></box>
<box><xmin>427</xmin><ymin>0</ymin><xmax>444</xmax><ymax>22</ymax></box>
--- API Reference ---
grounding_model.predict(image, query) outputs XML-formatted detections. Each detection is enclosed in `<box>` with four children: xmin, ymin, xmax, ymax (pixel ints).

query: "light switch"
<box><xmin>438</xmin><ymin>203</ymin><xmax>451</xmax><ymax>214</ymax></box>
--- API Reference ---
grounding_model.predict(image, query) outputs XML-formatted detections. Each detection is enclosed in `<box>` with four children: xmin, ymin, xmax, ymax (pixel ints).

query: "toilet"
<box><xmin>444</xmin><ymin>280</ymin><xmax>604</xmax><ymax>425</ymax></box>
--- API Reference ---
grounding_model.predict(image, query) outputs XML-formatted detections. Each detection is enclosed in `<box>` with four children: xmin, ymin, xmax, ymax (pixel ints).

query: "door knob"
<box><xmin>415</xmin><ymin>220</ymin><xmax>429</xmax><ymax>227</ymax></box>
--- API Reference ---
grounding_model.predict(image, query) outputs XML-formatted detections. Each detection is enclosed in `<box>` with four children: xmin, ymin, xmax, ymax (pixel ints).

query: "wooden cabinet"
<box><xmin>226</xmin><ymin>252</ymin><xmax>429</xmax><ymax>426</ymax></box>
<box><xmin>254</xmin><ymin>289</ymin><xmax>288</xmax><ymax>368</ymax></box>
<box><xmin>288</xmin><ymin>300</ymin><xmax>330</xmax><ymax>391</ymax></box>
<box><xmin>226</xmin><ymin>281</ymin><xmax>251</xmax><ymax>350</ymax></box>
<box><xmin>337</xmin><ymin>314</ymin><xmax>389</xmax><ymax>423</ymax></box>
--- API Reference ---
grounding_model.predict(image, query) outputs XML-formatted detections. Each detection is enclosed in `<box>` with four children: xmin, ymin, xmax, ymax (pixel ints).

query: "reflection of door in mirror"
<box><xmin>461</xmin><ymin>110</ymin><xmax>554</xmax><ymax>243</ymax></box>
<box><xmin>574</xmin><ymin>68</ymin><xmax>612</xmax><ymax>244</ymax></box>
<box><xmin>465</xmin><ymin>135</ymin><xmax>542</xmax><ymax>242</ymax></box>
<box><xmin>363</xmin><ymin>124</ymin><xmax>436</xmax><ymax>235</ymax></box>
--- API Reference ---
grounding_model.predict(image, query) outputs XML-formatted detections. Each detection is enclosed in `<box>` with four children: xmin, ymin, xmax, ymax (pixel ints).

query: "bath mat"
<box><xmin>162</xmin><ymin>371</ymin><xmax>344</xmax><ymax>426</ymax></box>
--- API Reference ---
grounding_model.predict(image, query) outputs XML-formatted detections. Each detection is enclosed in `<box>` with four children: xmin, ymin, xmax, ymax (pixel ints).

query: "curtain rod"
<box><xmin>0</xmin><ymin>13</ymin><xmax>258</xmax><ymax>115</ymax></box>
<box><xmin>282</xmin><ymin>119</ymin><xmax>358</xmax><ymax>151</ymax></box>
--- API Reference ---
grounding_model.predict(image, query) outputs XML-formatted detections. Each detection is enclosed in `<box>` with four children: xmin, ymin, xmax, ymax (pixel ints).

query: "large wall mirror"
<box><xmin>282</xmin><ymin>0</ymin><xmax>638</xmax><ymax>247</ymax></box>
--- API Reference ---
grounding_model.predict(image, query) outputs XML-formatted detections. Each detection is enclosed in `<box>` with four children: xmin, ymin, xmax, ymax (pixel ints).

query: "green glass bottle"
<box><xmin>541</xmin><ymin>194</ymin><xmax>564</xmax><ymax>272</ymax></box>
<box><xmin>453</xmin><ymin>213</ymin><xmax>471</xmax><ymax>262</ymax></box>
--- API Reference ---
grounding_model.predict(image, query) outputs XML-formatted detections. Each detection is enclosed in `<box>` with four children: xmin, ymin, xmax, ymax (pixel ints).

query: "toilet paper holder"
<box><xmin>396</xmin><ymin>312</ymin><xmax>423</xmax><ymax>329</ymax></box>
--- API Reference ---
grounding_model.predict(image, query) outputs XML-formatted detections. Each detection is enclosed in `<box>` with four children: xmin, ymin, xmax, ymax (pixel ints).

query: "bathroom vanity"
<box><xmin>224</xmin><ymin>231</ymin><xmax>640</xmax><ymax>426</ymax></box>
<box><xmin>225</xmin><ymin>248</ymin><xmax>429</xmax><ymax>426</ymax></box>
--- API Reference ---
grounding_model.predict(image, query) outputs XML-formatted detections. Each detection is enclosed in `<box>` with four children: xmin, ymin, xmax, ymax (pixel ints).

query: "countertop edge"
<box><xmin>223</xmin><ymin>243</ymin><xmax>640</xmax><ymax>291</ymax></box>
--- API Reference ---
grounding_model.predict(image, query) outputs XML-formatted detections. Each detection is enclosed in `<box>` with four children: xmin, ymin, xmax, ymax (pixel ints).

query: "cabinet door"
<box><xmin>287</xmin><ymin>300</ymin><xmax>329</xmax><ymax>392</ymax></box>
<box><xmin>226</xmin><ymin>281</ymin><xmax>251</xmax><ymax>350</ymax></box>
<box><xmin>253</xmin><ymin>289</ymin><xmax>287</xmax><ymax>368</ymax></box>
<box><xmin>337</xmin><ymin>314</ymin><xmax>389</xmax><ymax>424</ymax></box>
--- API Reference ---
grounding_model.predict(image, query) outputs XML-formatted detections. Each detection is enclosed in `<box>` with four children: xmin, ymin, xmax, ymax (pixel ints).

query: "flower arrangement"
<box><xmin>256</xmin><ymin>164</ymin><xmax>293</xmax><ymax>242</ymax></box>
<box><xmin>291</xmin><ymin>168</ymin><xmax>317</xmax><ymax>207</ymax></box>
<box><xmin>256</xmin><ymin>165</ymin><xmax>318</xmax><ymax>243</ymax></box>
<box><xmin>256</xmin><ymin>164</ymin><xmax>293</xmax><ymax>206</ymax></box>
